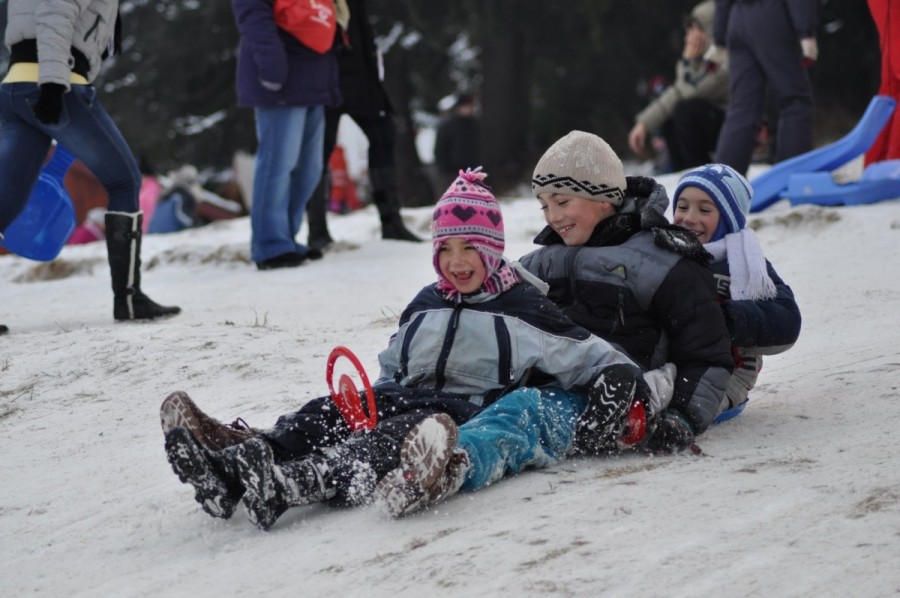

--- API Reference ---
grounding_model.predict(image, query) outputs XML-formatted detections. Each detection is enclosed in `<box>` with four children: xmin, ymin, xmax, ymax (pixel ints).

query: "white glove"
<box><xmin>800</xmin><ymin>37</ymin><xmax>818</xmax><ymax>65</ymax></box>
<box><xmin>643</xmin><ymin>363</ymin><xmax>676</xmax><ymax>417</ymax></box>
<box><xmin>705</xmin><ymin>44</ymin><xmax>728</xmax><ymax>66</ymax></box>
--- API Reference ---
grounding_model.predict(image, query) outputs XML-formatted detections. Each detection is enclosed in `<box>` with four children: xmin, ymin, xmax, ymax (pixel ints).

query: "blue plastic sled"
<box><xmin>1</xmin><ymin>144</ymin><xmax>77</xmax><ymax>261</ymax></box>
<box><xmin>749</xmin><ymin>95</ymin><xmax>896</xmax><ymax>213</ymax></box>
<box><xmin>713</xmin><ymin>398</ymin><xmax>750</xmax><ymax>425</ymax></box>
<box><xmin>784</xmin><ymin>159</ymin><xmax>900</xmax><ymax>207</ymax></box>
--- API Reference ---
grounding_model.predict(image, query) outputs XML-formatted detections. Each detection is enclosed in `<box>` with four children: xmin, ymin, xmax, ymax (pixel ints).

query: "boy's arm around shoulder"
<box><xmin>655</xmin><ymin>258</ymin><xmax>734</xmax><ymax>434</ymax></box>
<box><xmin>722</xmin><ymin>261</ymin><xmax>801</xmax><ymax>354</ymax></box>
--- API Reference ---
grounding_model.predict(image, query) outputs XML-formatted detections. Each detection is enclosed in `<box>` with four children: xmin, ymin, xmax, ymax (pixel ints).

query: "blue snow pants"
<box><xmin>457</xmin><ymin>387</ymin><xmax>587</xmax><ymax>492</ymax></box>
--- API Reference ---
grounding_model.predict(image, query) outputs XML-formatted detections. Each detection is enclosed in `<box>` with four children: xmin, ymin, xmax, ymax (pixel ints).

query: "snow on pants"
<box><xmin>457</xmin><ymin>387</ymin><xmax>587</xmax><ymax>492</ymax></box>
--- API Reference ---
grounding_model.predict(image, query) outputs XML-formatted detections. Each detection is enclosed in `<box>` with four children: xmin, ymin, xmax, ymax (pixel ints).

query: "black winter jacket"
<box><xmin>519</xmin><ymin>177</ymin><xmax>734</xmax><ymax>433</ymax></box>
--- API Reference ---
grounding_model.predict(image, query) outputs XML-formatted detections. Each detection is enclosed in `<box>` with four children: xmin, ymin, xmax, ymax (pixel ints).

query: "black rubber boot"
<box><xmin>306</xmin><ymin>170</ymin><xmax>334</xmax><ymax>251</ymax></box>
<box><xmin>105</xmin><ymin>211</ymin><xmax>181</xmax><ymax>321</ymax></box>
<box><xmin>372</xmin><ymin>190</ymin><xmax>421</xmax><ymax>242</ymax></box>
<box><xmin>233</xmin><ymin>438</ymin><xmax>336</xmax><ymax>531</ymax></box>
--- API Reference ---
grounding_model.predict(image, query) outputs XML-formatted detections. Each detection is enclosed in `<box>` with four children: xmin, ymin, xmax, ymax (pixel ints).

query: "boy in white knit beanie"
<box><xmin>522</xmin><ymin>130</ymin><xmax>734</xmax><ymax>454</ymax></box>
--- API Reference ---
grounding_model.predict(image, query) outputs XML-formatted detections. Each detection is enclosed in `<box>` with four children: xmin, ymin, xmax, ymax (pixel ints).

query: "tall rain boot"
<box><xmin>105</xmin><ymin>211</ymin><xmax>181</xmax><ymax>321</ymax></box>
<box><xmin>369</xmin><ymin>167</ymin><xmax>421</xmax><ymax>242</ymax></box>
<box><xmin>306</xmin><ymin>171</ymin><xmax>334</xmax><ymax>251</ymax></box>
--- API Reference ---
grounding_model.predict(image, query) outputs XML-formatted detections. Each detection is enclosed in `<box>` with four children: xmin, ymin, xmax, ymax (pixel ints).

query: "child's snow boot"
<box><xmin>105</xmin><ymin>211</ymin><xmax>181</xmax><ymax>321</ymax></box>
<box><xmin>160</xmin><ymin>391</ymin><xmax>259</xmax><ymax>452</ymax></box>
<box><xmin>374</xmin><ymin>413</ymin><xmax>466</xmax><ymax>517</ymax></box>
<box><xmin>233</xmin><ymin>438</ymin><xmax>336</xmax><ymax>531</ymax></box>
<box><xmin>164</xmin><ymin>427</ymin><xmax>244</xmax><ymax>519</ymax></box>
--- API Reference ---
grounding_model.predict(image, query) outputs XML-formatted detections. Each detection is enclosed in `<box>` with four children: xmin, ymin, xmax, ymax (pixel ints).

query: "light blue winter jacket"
<box><xmin>377</xmin><ymin>280</ymin><xmax>637</xmax><ymax>407</ymax></box>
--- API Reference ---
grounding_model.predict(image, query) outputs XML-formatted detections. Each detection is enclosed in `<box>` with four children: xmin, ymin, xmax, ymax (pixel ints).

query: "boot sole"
<box><xmin>160</xmin><ymin>391</ymin><xmax>254</xmax><ymax>452</ymax></box>
<box><xmin>375</xmin><ymin>413</ymin><xmax>458</xmax><ymax>518</ymax></box>
<box><xmin>233</xmin><ymin>439</ymin><xmax>286</xmax><ymax>531</ymax></box>
<box><xmin>165</xmin><ymin>427</ymin><xmax>240</xmax><ymax>519</ymax></box>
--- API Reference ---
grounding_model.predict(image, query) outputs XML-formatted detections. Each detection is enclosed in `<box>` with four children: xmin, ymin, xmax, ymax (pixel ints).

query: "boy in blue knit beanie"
<box><xmin>673</xmin><ymin>163</ymin><xmax>802</xmax><ymax>417</ymax></box>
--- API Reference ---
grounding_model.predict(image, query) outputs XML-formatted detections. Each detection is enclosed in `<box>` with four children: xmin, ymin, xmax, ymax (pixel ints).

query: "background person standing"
<box><xmin>712</xmin><ymin>0</ymin><xmax>818</xmax><ymax>176</ymax></box>
<box><xmin>232</xmin><ymin>0</ymin><xmax>342</xmax><ymax>270</ymax></box>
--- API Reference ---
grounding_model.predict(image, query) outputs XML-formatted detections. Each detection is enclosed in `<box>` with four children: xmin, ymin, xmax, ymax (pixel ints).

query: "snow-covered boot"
<box><xmin>374</xmin><ymin>413</ymin><xmax>466</xmax><ymax>518</ymax></box>
<box><xmin>164</xmin><ymin>427</ymin><xmax>244</xmax><ymax>519</ymax></box>
<box><xmin>105</xmin><ymin>211</ymin><xmax>181</xmax><ymax>321</ymax></box>
<box><xmin>160</xmin><ymin>391</ymin><xmax>260</xmax><ymax>452</ymax></box>
<box><xmin>572</xmin><ymin>363</ymin><xmax>648</xmax><ymax>455</ymax></box>
<box><xmin>233</xmin><ymin>438</ymin><xmax>336</xmax><ymax>531</ymax></box>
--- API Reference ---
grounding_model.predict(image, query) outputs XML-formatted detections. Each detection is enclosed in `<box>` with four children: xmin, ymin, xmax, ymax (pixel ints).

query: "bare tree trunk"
<box><xmin>479</xmin><ymin>0</ymin><xmax>532</xmax><ymax>194</ymax></box>
<box><xmin>383</xmin><ymin>49</ymin><xmax>436</xmax><ymax>207</ymax></box>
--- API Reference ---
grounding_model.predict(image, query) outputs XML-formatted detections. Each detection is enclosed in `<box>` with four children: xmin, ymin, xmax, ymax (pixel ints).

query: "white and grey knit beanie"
<box><xmin>532</xmin><ymin>131</ymin><xmax>627</xmax><ymax>206</ymax></box>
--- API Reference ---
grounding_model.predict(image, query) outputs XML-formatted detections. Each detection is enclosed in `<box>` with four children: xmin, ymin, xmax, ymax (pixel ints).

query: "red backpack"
<box><xmin>273</xmin><ymin>0</ymin><xmax>336</xmax><ymax>54</ymax></box>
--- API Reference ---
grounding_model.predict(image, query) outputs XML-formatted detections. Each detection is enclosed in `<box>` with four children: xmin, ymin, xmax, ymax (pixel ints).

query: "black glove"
<box><xmin>646</xmin><ymin>409</ymin><xmax>700</xmax><ymax>455</ymax></box>
<box><xmin>31</xmin><ymin>83</ymin><xmax>66</xmax><ymax>125</ymax></box>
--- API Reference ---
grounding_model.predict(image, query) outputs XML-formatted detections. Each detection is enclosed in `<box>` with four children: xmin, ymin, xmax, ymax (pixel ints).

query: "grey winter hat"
<box><xmin>531</xmin><ymin>131</ymin><xmax>626</xmax><ymax>206</ymax></box>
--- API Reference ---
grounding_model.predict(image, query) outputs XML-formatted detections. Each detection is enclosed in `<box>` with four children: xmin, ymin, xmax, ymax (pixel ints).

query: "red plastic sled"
<box><xmin>326</xmin><ymin>346</ymin><xmax>378</xmax><ymax>431</ymax></box>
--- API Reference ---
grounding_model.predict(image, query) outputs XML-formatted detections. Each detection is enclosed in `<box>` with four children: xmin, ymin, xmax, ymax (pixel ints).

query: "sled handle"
<box><xmin>326</xmin><ymin>346</ymin><xmax>377</xmax><ymax>431</ymax></box>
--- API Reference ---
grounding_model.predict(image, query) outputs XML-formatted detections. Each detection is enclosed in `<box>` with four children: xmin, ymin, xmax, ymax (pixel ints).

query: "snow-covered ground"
<box><xmin>2</xmin><ymin>170</ymin><xmax>899</xmax><ymax>597</ymax></box>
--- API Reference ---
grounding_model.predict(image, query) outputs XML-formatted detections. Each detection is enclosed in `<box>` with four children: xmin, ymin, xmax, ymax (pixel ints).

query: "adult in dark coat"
<box><xmin>434</xmin><ymin>94</ymin><xmax>481</xmax><ymax>191</ymax></box>
<box><xmin>306</xmin><ymin>0</ymin><xmax>420</xmax><ymax>250</ymax></box>
<box><xmin>712</xmin><ymin>0</ymin><xmax>818</xmax><ymax>175</ymax></box>
<box><xmin>232</xmin><ymin>0</ymin><xmax>341</xmax><ymax>269</ymax></box>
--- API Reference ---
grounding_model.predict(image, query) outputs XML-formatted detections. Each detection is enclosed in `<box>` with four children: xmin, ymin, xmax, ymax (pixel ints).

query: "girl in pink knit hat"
<box><xmin>162</xmin><ymin>167</ymin><xmax>645</xmax><ymax>529</ymax></box>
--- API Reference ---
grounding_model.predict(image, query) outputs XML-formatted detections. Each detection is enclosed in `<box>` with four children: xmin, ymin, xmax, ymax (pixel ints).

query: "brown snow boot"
<box><xmin>160</xmin><ymin>391</ymin><xmax>260</xmax><ymax>452</ymax></box>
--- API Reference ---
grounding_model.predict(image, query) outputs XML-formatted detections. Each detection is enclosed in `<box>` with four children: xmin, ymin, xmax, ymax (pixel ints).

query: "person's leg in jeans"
<box><xmin>287</xmin><ymin>104</ymin><xmax>325</xmax><ymax>256</ymax></box>
<box><xmin>251</xmin><ymin>105</ymin><xmax>314</xmax><ymax>263</ymax></box>
<box><xmin>1</xmin><ymin>82</ymin><xmax>178</xmax><ymax>320</ymax></box>
<box><xmin>0</xmin><ymin>83</ymin><xmax>53</xmax><ymax>231</ymax></box>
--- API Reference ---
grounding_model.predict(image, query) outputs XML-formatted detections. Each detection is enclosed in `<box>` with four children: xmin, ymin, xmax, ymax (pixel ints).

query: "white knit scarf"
<box><xmin>704</xmin><ymin>228</ymin><xmax>777</xmax><ymax>301</ymax></box>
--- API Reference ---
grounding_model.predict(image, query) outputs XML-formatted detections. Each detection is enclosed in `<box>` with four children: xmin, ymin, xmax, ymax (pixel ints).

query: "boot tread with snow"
<box><xmin>164</xmin><ymin>427</ymin><xmax>243</xmax><ymax>519</ymax></box>
<box><xmin>160</xmin><ymin>391</ymin><xmax>258</xmax><ymax>452</ymax></box>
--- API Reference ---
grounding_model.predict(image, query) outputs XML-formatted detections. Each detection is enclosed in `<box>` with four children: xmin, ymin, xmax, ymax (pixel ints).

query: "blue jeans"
<box><xmin>457</xmin><ymin>387</ymin><xmax>587</xmax><ymax>492</ymax></box>
<box><xmin>0</xmin><ymin>82</ymin><xmax>141</xmax><ymax>232</ymax></box>
<box><xmin>251</xmin><ymin>105</ymin><xmax>325</xmax><ymax>263</ymax></box>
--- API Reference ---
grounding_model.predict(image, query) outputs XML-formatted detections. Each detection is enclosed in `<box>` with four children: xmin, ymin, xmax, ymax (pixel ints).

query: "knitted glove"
<box><xmin>31</xmin><ymin>83</ymin><xmax>66</xmax><ymax>125</ymax></box>
<box><xmin>646</xmin><ymin>409</ymin><xmax>700</xmax><ymax>455</ymax></box>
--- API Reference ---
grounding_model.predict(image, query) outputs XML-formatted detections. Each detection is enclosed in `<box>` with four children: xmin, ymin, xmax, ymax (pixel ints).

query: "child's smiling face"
<box><xmin>537</xmin><ymin>193</ymin><xmax>614</xmax><ymax>246</ymax></box>
<box><xmin>437</xmin><ymin>237</ymin><xmax>487</xmax><ymax>294</ymax></box>
<box><xmin>673</xmin><ymin>187</ymin><xmax>721</xmax><ymax>244</ymax></box>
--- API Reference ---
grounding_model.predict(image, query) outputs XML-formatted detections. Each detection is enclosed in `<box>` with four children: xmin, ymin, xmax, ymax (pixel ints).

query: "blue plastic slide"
<box><xmin>785</xmin><ymin>159</ymin><xmax>900</xmax><ymax>207</ymax></box>
<box><xmin>749</xmin><ymin>95</ymin><xmax>896</xmax><ymax>212</ymax></box>
<box><xmin>1</xmin><ymin>145</ymin><xmax>77</xmax><ymax>261</ymax></box>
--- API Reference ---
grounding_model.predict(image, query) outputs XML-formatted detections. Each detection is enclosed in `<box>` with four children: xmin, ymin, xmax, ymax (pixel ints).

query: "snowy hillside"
<box><xmin>2</xmin><ymin>173</ymin><xmax>899</xmax><ymax>597</ymax></box>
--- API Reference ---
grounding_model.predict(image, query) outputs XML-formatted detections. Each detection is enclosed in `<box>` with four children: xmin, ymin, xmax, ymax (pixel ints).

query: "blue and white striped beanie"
<box><xmin>673</xmin><ymin>163</ymin><xmax>752</xmax><ymax>242</ymax></box>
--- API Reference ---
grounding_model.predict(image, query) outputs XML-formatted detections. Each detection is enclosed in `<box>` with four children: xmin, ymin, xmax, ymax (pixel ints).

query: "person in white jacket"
<box><xmin>0</xmin><ymin>0</ymin><xmax>179</xmax><ymax>327</ymax></box>
<box><xmin>628</xmin><ymin>0</ymin><xmax>729</xmax><ymax>172</ymax></box>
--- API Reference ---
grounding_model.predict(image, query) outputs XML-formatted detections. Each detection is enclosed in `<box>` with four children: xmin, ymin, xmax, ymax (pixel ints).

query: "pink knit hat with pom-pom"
<box><xmin>432</xmin><ymin>167</ymin><xmax>513</xmax><ymax>298</ymax></box>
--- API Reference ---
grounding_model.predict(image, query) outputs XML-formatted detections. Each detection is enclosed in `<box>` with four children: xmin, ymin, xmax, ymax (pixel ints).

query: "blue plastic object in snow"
<box><xmin>1</xmin><ymin>145</ymin><xmax>77</xmax><ymax>261</ymax></box>
<box><xmin>785</xmin><ymin>159</ymin><xmax>900</xmax><ymax>207</ymax></box>
<box><xmin>713</xmin><ymin>398</ymin><xmax>749</xmax><ymax>425</ymax></box>
<box><xmin>749</xmin><ymin>95</ymin><xmax>896</xmax><ymax>213</ymax></box>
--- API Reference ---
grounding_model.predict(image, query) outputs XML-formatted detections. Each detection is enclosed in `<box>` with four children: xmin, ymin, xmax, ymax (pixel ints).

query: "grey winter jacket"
<box><xmin>5</xmin><ymin>0</ymin><xmax>119</xmax><ymax>87</ymax></box>
<box><xmin>519</xmin><ymin>177</ymin><xmax>734</xmax><ymax>434</ymax></box>
<box><xmin>377</xmin><ymin>279</ymin><xmax>637</xmax><ymax>408</ymax></box>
